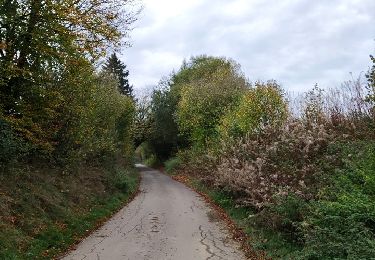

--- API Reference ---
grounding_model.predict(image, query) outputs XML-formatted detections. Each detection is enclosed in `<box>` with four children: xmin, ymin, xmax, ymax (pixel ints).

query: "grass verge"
<box><xmin>171</xmin><ymin>173</ymin><xmax>299</xmax><ymax>259</ymax></box>
<box><xmin>170</xmin><ymin>174</ymin><xmax>266</xmax><ymax>259</ymax></box>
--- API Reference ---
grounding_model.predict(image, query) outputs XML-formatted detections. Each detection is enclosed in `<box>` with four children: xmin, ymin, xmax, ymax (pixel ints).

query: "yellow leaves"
<box><xmin>0</xmin><ymin>41</ymin><xmax>7</xmax><ymax>50</ymax></box>
<box><xmin>219</xmin><ymin>82</ymin><xmax>288</xmax><ymax>138</ymax></box>
<box><xmin>3</xmin><ymin>114</ymin><xmax>55</xmax><ymax>153</ymax></box>
<box><xmin>20</xmin><ymin>0</ymin><xmax>137</xmax><ymax>61</ymax></box>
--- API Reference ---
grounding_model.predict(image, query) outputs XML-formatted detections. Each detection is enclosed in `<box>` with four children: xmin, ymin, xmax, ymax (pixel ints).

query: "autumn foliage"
<box><xmin>140</xmin><ymin>54</ymin><xmax>375</xmax><ymax>258</ymax></box>
<box><xmin>0</xmin><ymin>0</ymin><xmax>139</xmax><ymax>166</ymax></box>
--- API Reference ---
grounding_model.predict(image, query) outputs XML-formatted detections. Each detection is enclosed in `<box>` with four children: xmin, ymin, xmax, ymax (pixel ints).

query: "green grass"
<box><xmin>0</xmin><ymin>165</ymin><xmax>139</xmax><ymax>259</ymax></box>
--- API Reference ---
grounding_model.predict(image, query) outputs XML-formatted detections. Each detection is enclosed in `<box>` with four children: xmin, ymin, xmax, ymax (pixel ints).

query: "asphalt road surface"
<box><xmin>61</xmin><ymin>164</ymin><xmax>246</xmax><ymax>260</ymax></box>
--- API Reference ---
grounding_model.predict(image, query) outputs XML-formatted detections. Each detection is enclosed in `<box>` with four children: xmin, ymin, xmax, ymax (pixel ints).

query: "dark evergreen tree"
<box><xmin>103</xmin><ymin>53</ymin><xmax>134</xmax><ymax>98</ymax></box>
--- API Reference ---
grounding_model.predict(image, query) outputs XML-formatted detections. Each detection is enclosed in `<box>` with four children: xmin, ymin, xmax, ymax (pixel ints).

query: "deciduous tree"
<box><xmin>176</xmin><ymin>56</ymin><xmax>249</xmax><ymax>147</ymax></box>
<box><xmin>0</xmin><ymin>0</ymin><xmax>139</xmax><ymax>114</ymax></box>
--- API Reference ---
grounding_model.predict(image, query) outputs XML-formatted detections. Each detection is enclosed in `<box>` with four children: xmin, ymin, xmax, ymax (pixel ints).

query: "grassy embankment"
<box><xmin>0</xmin><ymin>164</ymin><xmax>139</xmax><ymax>259</ymax></box>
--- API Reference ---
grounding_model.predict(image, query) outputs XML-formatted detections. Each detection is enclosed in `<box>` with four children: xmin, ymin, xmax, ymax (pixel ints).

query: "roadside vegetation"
<box><xmin>0</xmin><ymin>0</ymin><xmax>140</xmax><ymax>258</ymax></box>
<box><xmin>0</xmin><ymin>167</ymin><xmax>139</xmax><ymax>259</ymax></box>
<box><xmin>1</xmin><ymin>0</ymin><xmax>374</xmax><ymax>258</ymax></box>
<box><xmin>138</xmin><ymin>54</ymin><xmax>375</xmax><ymax>259</ymax></box>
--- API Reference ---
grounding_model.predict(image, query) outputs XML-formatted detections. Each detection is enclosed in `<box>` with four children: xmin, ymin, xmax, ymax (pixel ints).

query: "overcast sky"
<box><xmin>122</xmin><ymin>0</ymin><xmax>375</xmax><ymax>93</ymax></box>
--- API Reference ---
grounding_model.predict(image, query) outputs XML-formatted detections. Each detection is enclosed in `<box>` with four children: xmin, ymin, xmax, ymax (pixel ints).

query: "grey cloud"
<box><xmin>122</xmin><ymin>0</ymin><xmax>375</xmax><ymax>92</ymax></box>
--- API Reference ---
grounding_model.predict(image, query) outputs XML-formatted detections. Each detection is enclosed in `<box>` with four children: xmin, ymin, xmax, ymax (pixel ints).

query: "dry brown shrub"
<box><xmin>290</xmin><ymin>77</ymin><xmax>374</xmax><ymax>139</ymax></box>
<box><xmin>212</xmin><ymin>119</ymin><xmax>334</xmax><ymax>209</ymax></box>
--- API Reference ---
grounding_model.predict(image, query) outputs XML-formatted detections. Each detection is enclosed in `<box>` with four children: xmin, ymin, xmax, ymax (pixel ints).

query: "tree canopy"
<box><xmin>0</xmin><ymin>0</ymin><xmax>139</xmax><ymax>161</ymax></box>
<box><xmin>176</xmin><ymin>56</ymin><xmax>249</xmax><ymax>147</ymax></box>
<box><xmin>0</xmin><ymin>0</ymin><xmax>139</xmax><ymax>115</ymax></box>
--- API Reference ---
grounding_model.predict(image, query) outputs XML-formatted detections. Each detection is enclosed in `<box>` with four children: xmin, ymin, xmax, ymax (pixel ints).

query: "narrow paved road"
<box><xmin>62</xmin><ymin>165</ymin><xmax>246</xmax><ymax>260</ymax></box>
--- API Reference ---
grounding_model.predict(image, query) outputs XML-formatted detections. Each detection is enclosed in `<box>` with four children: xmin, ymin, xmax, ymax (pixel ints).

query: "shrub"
<box><xmin>255</xmin><ymin>194</ymin><xmax>307</xmax><ymax>243</ymax></box>
<box><xmin>164</xmin><ymin>157</ymin><xmax>181</xmax><ymax>174</ymax></box>
<box><xmin>111</xmin><ymin>167</ymin><xmax>138</xmax><ymax>193</ymax></box>
<box><xmin>144</xmin><ymin>154</ymin><xmax>159</xmax><ymax>168</ymax></box>
<box><xmin>297</xmin><ymin>141</ymin><xmax>375</xmax><ymax>259</ymax></box>
<box><xmin>219</xmin><ymin>81</ymin><xmax>288</xmax><ymax>138</ymax></box>
<box><xmin>300</xmin><ymin>196</ymin><xmax>375</xmax><ymax>259</ymax></box>
<box><xmin>213</xmin><ymin>119</ymin><xmax>332</xmax><ymax>208</ymax></box>
<box><xmin>176</xmin><ymin>146</ymin><xmax>218</xmax><ymax>183</ymax></box>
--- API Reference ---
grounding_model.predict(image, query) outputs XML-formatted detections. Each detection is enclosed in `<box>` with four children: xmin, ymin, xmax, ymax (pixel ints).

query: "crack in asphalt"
<box><xmin>207</xmin><ymin>229</ymin><xmax>228</xmax><ymax>256</ymax></box>
<box><xmin>199</xmin><ymin>225</ymin><xmax>224</xmax><ymax>260</ymax></box>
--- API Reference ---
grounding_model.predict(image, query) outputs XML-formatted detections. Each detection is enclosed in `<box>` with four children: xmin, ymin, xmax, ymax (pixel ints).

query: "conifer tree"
<box><xmin>103</xmin><ymin>53</ymin><xmax>133</xmax><ymax>98</ymax></box>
